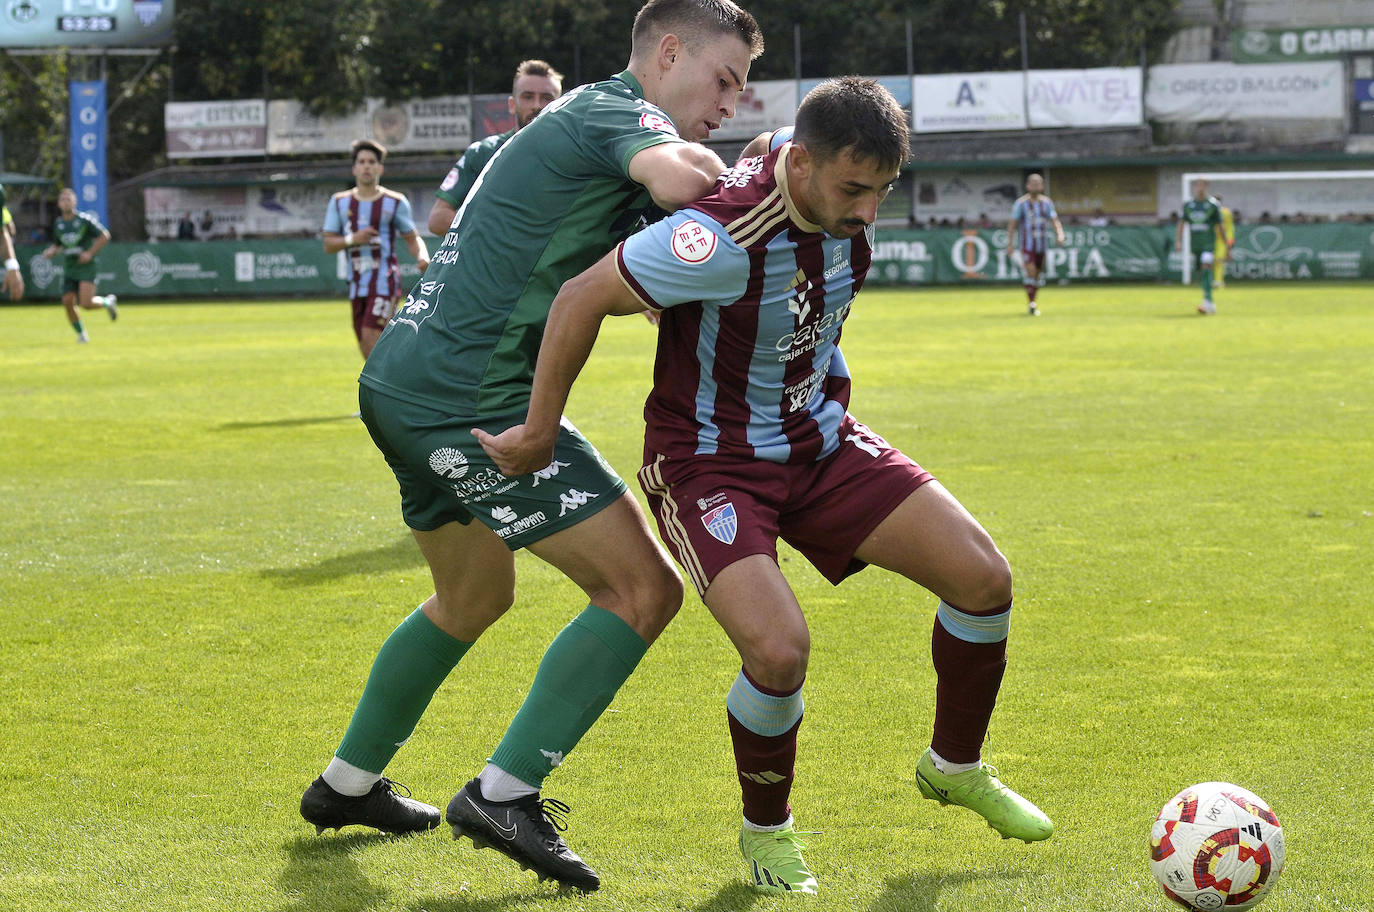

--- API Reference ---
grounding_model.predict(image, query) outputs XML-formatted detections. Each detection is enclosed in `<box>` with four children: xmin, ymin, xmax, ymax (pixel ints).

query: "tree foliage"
<box><xmin>1</xmin><ymin>0</ymin><xmax>1179</xmax><ymax>185</ymax></box>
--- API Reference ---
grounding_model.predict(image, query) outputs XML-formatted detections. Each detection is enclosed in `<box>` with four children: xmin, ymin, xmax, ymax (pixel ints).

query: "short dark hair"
<box><xmin>632</xmin><ymin>0</ymin><xmax>764</xmax><ymax>59</ymax></box>
<box><xmin>350</xmin><ymin>138</ymin><xmax>386</xmax><ymax>164</ymax></box>
<box><xmin>793</xmin><ymin>77</ymin><xmax>909</xmax><ymax>174</ymax></box>
<box><xmin>514</xmin><ymin>58</ymin><xmax>564</xmax><ymax>90</ymax></box>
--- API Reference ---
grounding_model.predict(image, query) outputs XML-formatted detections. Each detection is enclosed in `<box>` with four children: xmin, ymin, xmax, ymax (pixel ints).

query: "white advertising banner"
<box><xmin>366</xmin><ymin>96</ymin><xmax>472</xmax><ymax>152</ymax></box>
<box><xmin>267</xmin><ymin>101</ymin><xmax>370</xmax><ymax>156</ymax></box>
<box><xmin>143</xmin><ymin>187</ymin><xmax>249</xmax><ymax>239</ymax></box>
<box><xmin>1145</xmin><ymin>62</ymin><xmax>1344</xmax><ymax>122</ymax></box>
<box><xmin>1027</xmin><ymin>68</ymin><xmax>1142</xmax><ymax>128</ymax></box>
<box><xmin>912</xmin><ymin>170</ymin><xmax>1025</xmax><ymax>223</ymax></box>
<box><xmin>913</xmin><ymin>72</ymin><xmax>1026</xmax><ymax>133</ymax></box>
<box><xmin>713</xmin><ymin>79</ymin><xmax>798</xmax><ymax>140</ymax></box>
<box><xmin>165</xmin><ymin>100</ymin><xmax>267</xmax><ymax>158</ymax></box>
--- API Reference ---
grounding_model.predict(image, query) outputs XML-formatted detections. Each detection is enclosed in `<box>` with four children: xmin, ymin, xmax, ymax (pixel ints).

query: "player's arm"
<box><xmin>79</xmin><ymin>227</ymin><xmax>110</xmax><ymax>263</ymax></box>
<box><xmin>736</xmin><ymin>131</ymin><xmax>772</xmax><ymax>161</ymax></box>
<box><xmin>1</xmin><ymin>228</ymin><xmax>22</xmax><ymax>301</ymax></box>
<box><xmin>1051</xmin><ymin>217</ymin><xmax>1065</xmax><ymax>245</ymax></box>
<box><xmin>473</xmin><ymin>251</ymin><xmax>646</xmax><ymax>477</ymax></box>
<box><xmin>402</xmin><ymin>230</ymin><xmax>429</xmax><ymax>273</ymax></box>
<box><xmin>322</xmin><ymin>227</ymin><xmax>378</xmax><ymax>254</ymax></box>
<box><xmin>628</xmin><ymin>142</ymin><xmax>727</xmax><ymax>211</ymax></box>
<box><xmin>427</xmin><ymin>199</ymin><xmax>458</xmax><ymax>236</ymax></box>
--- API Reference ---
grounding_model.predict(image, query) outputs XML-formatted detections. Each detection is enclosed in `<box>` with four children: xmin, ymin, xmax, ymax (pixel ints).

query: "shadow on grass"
<box><xmin>403</xmin><ymin>888</ymin><xmax>572</xmax><ymax>912</ymax></box>
<box><xmin>870</xmin><ymin>869</ymin><xmax>1024</xmax><ymax>912</ymax></box>
<box><xmin>274</xmin><ymin>833</ymin><xmax>394</xmax><ymax>912</ymax></box>
<box><xmin>216</xmin><ymin>413</ymin><xmax>360</xmax><ymax>431</ymax></box>
<box><xmin>259</xmin><ymin>536</ymin><xmax>424</xmax><ymax>586</ymax></box>
<box><xmin>689</xmin><ymin>881</ymin><xmax>764</xmax><ymax>912</ymax></box>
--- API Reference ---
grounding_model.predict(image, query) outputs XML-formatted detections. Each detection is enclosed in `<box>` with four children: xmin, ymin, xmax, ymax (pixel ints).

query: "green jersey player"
<box><xmin>1176</xmin><ymin>178</ymin><xmax>1227</xmax><ymax>315</ymax></box>
<box><xmin>0</xmin><ymin>181</ymin><xmax>23</xmax><ymax>301</ymax></box>
<box><xmin>425</xmin><ymin>59</ymin><xmax>564</xmax><ymax>236</ymax></box>
<box><xmin>299</xmin><ymin>0</ymin><xmax>764</xmax><ymax>893</ymax></box>
<box><xmin>42</xmin><ymin>187</ymin><xmax>117</xmax><ymax>342</ymax></box>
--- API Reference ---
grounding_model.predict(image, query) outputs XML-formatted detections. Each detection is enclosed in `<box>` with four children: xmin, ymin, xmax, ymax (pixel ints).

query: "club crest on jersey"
<box><xmin>639</xmin><ymin>112</ymin><xmax>678</xmax><ymax>135</ymax></box>
<box><xmin>701</xmin><ymin>503</ymin><xmax>738</xmax><ymax>545</ymax></box>
<box><xmin>671</xmin><ymin>220</ymin><xmax>717</xmax><ymax>264</ymax></box>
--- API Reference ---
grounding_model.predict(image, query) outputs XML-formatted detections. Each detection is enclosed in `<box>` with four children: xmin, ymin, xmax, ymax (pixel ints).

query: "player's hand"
<box><xmin>1010</xmin><ymin>249</ymin><xmax>1023</xmax><ymax>267</ymax></box>
<box><xmin>416</xmin><ymin>255</ymin><xmax>430</xmax><ymax>273</ymax></box>
<box><xmin>642</xmin><ymin>309</ymin><xmax>660</xmax><ymax>326</ymax></box>
<box><xmin>354</xmin><ymin>226</ymin><xmax>380</xmax><ymax>245</ymax></box>
<box><xmin>471</xmin><ymin>424</ymin><xmax>557</xmax><ymax>478</ymax></box>
<box><xmin>2</xmin><ymin>269</ymin><xmax>22</xmax><ymax>301</ymax></box>
<box><xmin>78</xmin><ymin>252</ymin><xmax>92</xmax><ymax>264</ymax></box>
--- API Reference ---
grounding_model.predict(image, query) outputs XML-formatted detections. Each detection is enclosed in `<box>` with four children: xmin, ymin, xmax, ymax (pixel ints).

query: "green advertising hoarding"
<box><xmin>6</xmin><ymin>225</ymin><xmax>1372</xmax><ymax>301</ymax></box>
<box><xmin>1232</xmin><ymin>25</ymin><xmax>1374</xmax><ymax>63</ymax></box>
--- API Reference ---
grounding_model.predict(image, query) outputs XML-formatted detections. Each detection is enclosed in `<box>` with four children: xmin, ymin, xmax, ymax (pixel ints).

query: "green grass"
<box><xmin>1</xmin><ymin>283</ymin><xmax>1370</xmax><ymax>912</ymax></box>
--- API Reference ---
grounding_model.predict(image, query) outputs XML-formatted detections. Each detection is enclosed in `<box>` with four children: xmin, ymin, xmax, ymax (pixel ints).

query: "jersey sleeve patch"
<box><xmin>639</xmin><ymin>111</ymin><xmax>679</xmax><ymax>135</ymax></box>
<box><xmin>670</xmin><ymin>220</ymin><xmax>718</xmax><ymax>264</ymax></box>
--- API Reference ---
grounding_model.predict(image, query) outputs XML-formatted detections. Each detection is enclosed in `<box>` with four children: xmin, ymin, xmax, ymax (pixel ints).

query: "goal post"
<box><xmin>1178</xmin><ymin>170</ymin><xmax>1374</xmax><ymax>285</ymax></box>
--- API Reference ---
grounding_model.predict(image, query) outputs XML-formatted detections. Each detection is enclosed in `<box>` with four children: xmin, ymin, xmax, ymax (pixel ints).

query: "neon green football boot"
<box><xmin>915</xmin><ymin>749</ymin><xmax>1054</xmax><ymax>843</ymax></box>
<box><xmin>739</xmin><ymin>823</ymin><xmax>819</xmax><ymax>894</ymax></box>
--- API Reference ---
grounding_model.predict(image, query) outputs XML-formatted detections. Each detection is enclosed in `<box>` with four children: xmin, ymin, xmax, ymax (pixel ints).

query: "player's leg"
<box><xmin>638</xmin><ymin>457</ymin><xmax>817</xmax><ymax>893</ymax></box>
<box><xmin>704</xmin><ymin>556</ymin><xmax>818</xmax><ymax>895</ymax></box>
<box><xmin>1022</xmin><ymin>253</ymin><xmax>1040</xmax><ymax>315</ymax></box>
<box><xmin>62</xmin><ymin>286</ymin><xmax>87</xmax><ymax>341</ymax></box>
<box><xmin>357</xmin><ymin>295</ymin><xmax>393</xmax><ymax>359</ymax></box>
<box><xmin>1213</xmin><ymin>241</ymin><xmax>1227</xmax><ymax>288</ymax></box>
<box><xmin>853</xmin><ymin>480</ymin><xmax>1052</xmax><ymax>842</ymax></box>
<box><xmin>302</xmin><ymin>389</ymin><xmax>514</xmax><ymax>835</ymax></box>
<box><xmin>1196</xmin><ymin>251</ymin><xmax>1215</xmax><ymax>313</ymax></box>
<box><xmin>447</xmin><ymin>490</ymin><xmax>682</xmax><ymax>892</ymax></box>
<box><xmin>78</xmin><ymin>280</ymin><xmax>116</xmax><ymax>319</ymax></box>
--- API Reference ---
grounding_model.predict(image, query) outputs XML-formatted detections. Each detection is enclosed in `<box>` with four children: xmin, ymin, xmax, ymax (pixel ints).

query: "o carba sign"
<box><xmin>1234</xmin><ymin>26</ymin><xmax>1374</xmax><ymax>63</ymax></box>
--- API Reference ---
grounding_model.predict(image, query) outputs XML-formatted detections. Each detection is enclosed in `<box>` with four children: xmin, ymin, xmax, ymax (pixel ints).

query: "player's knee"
<box><xmin>598</xmin><ymin>561</ymin><xmax>683</xmax><ymax>643</ymax></box>
<box><xmin>745</xmin><ymin>632</ymin><xmax>809</xmax><ymax>691</ymax></box>
<box><xmin>951</xmin><ymin>548</ymin><xmax>1013</xmax><ymax>615</ymax></box>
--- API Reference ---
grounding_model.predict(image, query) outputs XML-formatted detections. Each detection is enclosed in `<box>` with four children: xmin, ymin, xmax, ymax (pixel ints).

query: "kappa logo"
<box><xmin>490</xmin><ymin>505</ymin><xmax>517</xmax><ymax>524</ymax></box>
<box><xmin>540</xmin><ymin>748</ymin><xmax>565</xmax><ymax>768</ymax></box>
<box><xmin>720</xmin><ymin>156</ymin><xmax>765</xmax><ymax>189</ymax></box>
<box><xmin>558</xmin><ymin>489</ymin><xmax>599</xmax><ymax>517</ymax></box>
<box><xmin>701</xmin><ymin>503</ymin><xmax>738</xmax><ymax>545</ymax></box>
<box><xmin>671</xmin><ymin>219</ymin><xmax>717</xmax><ymax>264</ymax></box>
<box><xmin>429</xmin><ymin>447</ymin><xmax>469</xmax><ymax>480</ymax></box>
<box><xmin>531</xmin><ymin>459</ymin><xmax>571</xmax><ymax>487</ymax></box>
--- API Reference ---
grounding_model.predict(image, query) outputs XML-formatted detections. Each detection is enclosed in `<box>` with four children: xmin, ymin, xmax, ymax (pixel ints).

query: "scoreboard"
<box><xmin>2</xmin><ymin>0</ymin><xmax>175</xmax><ymax>47</ymax></box>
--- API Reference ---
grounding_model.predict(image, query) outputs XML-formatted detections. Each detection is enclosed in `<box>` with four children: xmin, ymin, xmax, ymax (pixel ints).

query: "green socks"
<box><xmin>1201</xmin><ymin>268</ymin><xmax>1214</xmax><ymax>300</ymax></box>
<box><xmin>489</xmin><ymin>605</ymin><xmax>648</xmax><ymax>787</ymax></box>
<box><xmin>334</xmin><ymin>607</ymin><xmax>472</xmax><ymax>773</ymax></box>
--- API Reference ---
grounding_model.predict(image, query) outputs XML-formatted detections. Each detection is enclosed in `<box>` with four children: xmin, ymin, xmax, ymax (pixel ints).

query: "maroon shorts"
<box><xmin>1020</xmin><ymin>250</ymin><xmax>1046</xmax><ymax>273</ymax></box>
<box><xmin>351</xmin><ymin>294</ymin><xmax>398</xmax><ymax>339</ymax></box>
<box><xmin>638</xmin><ymin>415</ymin><xmax>934</xmax><ymax>595</ymax></box>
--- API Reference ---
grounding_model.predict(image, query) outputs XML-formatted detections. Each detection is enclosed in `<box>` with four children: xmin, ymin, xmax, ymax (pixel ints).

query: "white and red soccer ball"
<box><xmin>1150</xmin><ymin>782</ymin><xmax>1285</xmax><ymax>911</ymax></box>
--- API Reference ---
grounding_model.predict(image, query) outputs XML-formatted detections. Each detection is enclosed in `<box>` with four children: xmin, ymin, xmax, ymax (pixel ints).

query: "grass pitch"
<box><xmin>1</xmin><ymin>283</ymin><xmax>1370</xmax><ymax>912</ymax></box>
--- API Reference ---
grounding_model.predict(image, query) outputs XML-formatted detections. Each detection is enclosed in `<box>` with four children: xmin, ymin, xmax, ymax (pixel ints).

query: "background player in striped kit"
<box><xmin>477</xmin><ymin>77</ymin><xmax>1053</xmax><ymax>896</ymax></box>
<box><xmin>322</xmin><ymin>139</ymin><xmax>429</xmax><ymax>358</ymax></box>
<box><xmin>1007</xmin><ymin>173</ymin><xmax>1064</xmax><ymax>315</ymax></box>
<box><xmin>427</xmin><ymin>59</ymin><xmax>563</xmax><ymax>236</ymax></box>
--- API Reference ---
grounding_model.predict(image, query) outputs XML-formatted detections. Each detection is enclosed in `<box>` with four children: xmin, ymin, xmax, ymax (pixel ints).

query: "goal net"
<box><xmin>1178</xmin><ymin>170</ymin><xmax>1374</xmax><ymax>284</ymax></box>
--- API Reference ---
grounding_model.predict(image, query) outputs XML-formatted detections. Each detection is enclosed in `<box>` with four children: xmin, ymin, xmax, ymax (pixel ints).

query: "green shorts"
<box><xmin>358</xmin><ymin>384</ymin><xmax>628</xmax><ymax>550</ymax></box>
<box><xmin>62</xmin><ymin>274</ymin><xmax>96</xmax><ymax>295</ymax></box>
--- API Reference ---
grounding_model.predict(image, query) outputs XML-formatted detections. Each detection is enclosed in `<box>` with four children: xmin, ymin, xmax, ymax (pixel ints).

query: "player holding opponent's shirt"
<box><xmin>301</xmin><ymin>0</ymin><xmax>764</xmax><ymax>893</ymax></box>
<box><xmin>478</xmin><ymin>78</ymin><xmax>1054</xmax><ymax>897</ymax></box>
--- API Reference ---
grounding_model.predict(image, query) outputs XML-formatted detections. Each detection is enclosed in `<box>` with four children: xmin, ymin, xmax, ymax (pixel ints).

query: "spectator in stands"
<box><xmin>199</xmin><ymin>209</ymin><xmax>215</xmax><ymax>238</ymax></box>
<box><xmin>177</xmin><ymin>212</ymin><xmax>196</xmax><ymax>240</ymax></box>
<box><xmin>1259</xmin><ymin>211</ymin><xmax>1272</xmax><ymax>223</ymax></box>
<box><xmin>1089</xmin><ymin>209</ymin><xmax>1109</xmax><ymax>227</ymax></box>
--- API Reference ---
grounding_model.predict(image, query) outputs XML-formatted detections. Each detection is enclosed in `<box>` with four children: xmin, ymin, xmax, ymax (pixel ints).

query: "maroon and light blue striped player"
<box><xmin>476</xmin><ymin>78</ymin><xmax>1054</xmax><ymax>896</ymax></box>
<box><xmin>322</xmin><ymin>139</ymin><xmax>428</xmax><ymax>358</ymax></box>
<box><xmin>1007</xmin><ymin>173</ymin><xmax>1065</xmax><ymax>315</ymax></box>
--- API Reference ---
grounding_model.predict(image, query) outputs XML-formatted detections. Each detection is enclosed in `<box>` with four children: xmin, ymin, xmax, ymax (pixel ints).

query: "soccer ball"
<box><xmin>1150</xmin><ymin>782</ymin><xmax>1285</xmax><ymax>911</ymax></box>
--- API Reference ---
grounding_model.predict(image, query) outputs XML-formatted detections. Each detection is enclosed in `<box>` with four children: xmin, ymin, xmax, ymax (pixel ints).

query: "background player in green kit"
<box><xmin>42</xmin><ymin>187</ymin><xmax>118</xmax><ymax>342</ymax></box>
<box><xmin>298</xmin><ymin>0</ymin><xmax>764</xmax><ymax>893</ymax></box>
<box><xmin>426</xmin><ymin>59</ymin><xmax>563</xmax><ymax>235</ymax></box>
<box><xmin>0</xmin><ymin>181</ymin><xmax>24</xmax><ymax>301</ymax></box>
<box><xmin>1177</xmin><ymin>178</ymin><xmax>1228</xmax><ymax>315</ymax></box>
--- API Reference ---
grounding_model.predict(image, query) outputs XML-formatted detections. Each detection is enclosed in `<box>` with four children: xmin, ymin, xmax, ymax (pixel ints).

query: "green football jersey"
<box><xmin>1181</xmin><ymin>197</ymin><xmax>1222</xmax><ymax>251</ymax></box>
<box><xmin>52</xmin><ymin>210</ymin><xmax>107</xmax><ymax>275</ymax></box>
<box><xmin>433</xmin><ymin>128</ymin><xmax>516</xmax><ymax>210</ymax></box>
<box><xmin>362</xmin><ymin>71</ymin><xmax>683</xmax><ymax>417</ymax></box>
